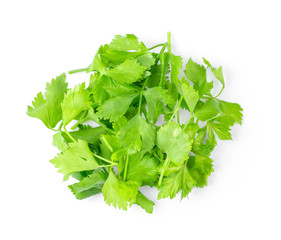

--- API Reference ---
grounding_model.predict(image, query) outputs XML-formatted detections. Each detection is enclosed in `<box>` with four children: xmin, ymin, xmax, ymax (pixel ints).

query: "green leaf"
<box><xmin>102</xmin><ymin>171</ymin><xmax>140</xmax><ymax>210</ymax></box>
<box><xmin>184</xmin><ymin>118</ymin><xmax>199</xmax><ymax>139</ymax></box>
<box><xmin>87</xmin><ymin>73</ymin><xmax>98</xmax><ymax>91</ymax></box>
<box><xmin>61</xmin><ymin>83</ymin><xmax>92</xmax><ymax>126</ymax></box>
<box><xmin>205</xmin><ymin>100</ymin><xmax>242</xmax><ymax>142</ymax></box>
<box><xmin>105</xmin><ymin>59</ymin><xmax>147</xmax><ymax>84</ymax></box>
<box><xmin>27</xmin><ymin>73</ymin><xmax>68</xmax><ymax>129</ymax></box>
<box><xmin>192</xmin><ymin>127</ymin><xmax>215</xmax><ymax>156</ymax></box>
<box><xmin>126</xmin><ymin>153</ymin><xmax>159</xmax><ymax>185</ymax></box>
<box><xmin>158</xmin><ymin>155</ymin><xmax>213</xmax><ymax>199</ymax></box>
<box><xmin>118</xmin><ymin>115</ymin><xmax>155</xmax><ymax>154</ymax></box>
<box><xmin>68</xmin><ymin>169</ymin><xmax>108</xmax><ymax>200</ymax></box>
<box><xmin>61</xmin><ymin>126</ymin><xmax>106</xmax><ymax>145</ymax></box>
<box><xmin>109</xmin><ymin>34</ymin><xmax>147</xmax><ymax>52</ymax></box>
<box><xmin>97</xmin><ymin>93</ymin><xmax>138</xmax><ymax>122</ymax></box>
<box><xmin>196</xmin><ymin>99</ymin><xmax>243</xmax><ymax>124</ymax></box>
<box><xmin>147</xmin><ymin>64</ymin><xmax>161</xmax><ymax>88</ymax></box>
<box><xmin>136</xmin><ymin>53</ymin><xmax>155</xmax><ymax>68</ymax></box>
<box><xmin>185</xmin><ymin>58</ymin><xmax>206</xmax><ymax>86</ymax></box>
<box><xmin>218</xmin><ymin>100</ymin><xmax>243</xmax><ymax>125</ymax></box>
<box><xmin>195</xmin><ymin>100</ymin><xmax>221</xmax><ymax>121</ymax></box>
<box><xmin>91</xmin><ymin>75</ymin><xmax>113</xmax><ymax>106</ymax></box>
<box><xmin>180</xmin><ymin>167</ymin><xmax>196</xmax><ymax>199</ymax></box>
<box><xmin>169</xmin><ymin>54</ymin><xmax>182</xmax><ymax>89</ymax></box>
<box><xmin>158</xmin><ymin>165</ymin><xmax>195</xmax><ymax>199</ymax></box>
<box><xmin>207</xmin><ymin>122</ymin><xmax>232</xmax><ymax>140</ymax></box>
<box><xmin>100</xmin><ymin>134</ymin><xmax>122</xmax><ymax>160</ymax></box>
<box><xmin>104</xmin><ymin>84</ymin><xmax>139</xmax><ymax>97</ymax></box>
<box><xmin>53</xmin><ymin>132</ymin><xmax>68</xmax><ymax>151</ymax></box>
<box><xmin>157</xmin><ymin>122</ymin><xmax>191</xmax><ymax>165</ymax></box>
<box><xmin>87</xmin><ymin>46</ymin><xmax>106</xmax><ymax>73</ymax></box>
<box><xmin>212</xmin><ymin>67</ymin><xmax>224</xmax><ymax>88</ymax></box>
<box><xmin>187</xmin><ymin>155</ymin><xmax>214</xmax><ymax>188</ymax></box>
<box><xmin>98</xmin><ymin>34</ymin><xmax>148</xmax><ymax>66</ymax></box>
<box><xmin>50</xmin><ymin>139</ymin><xmax>99</xmax><ymax>180</ymax></box>
<box><xmin>101</xmin><ymin>49</ymin><xmax>140</xmax><ymax>67</ymax></box>
<box><xmin>196</xmin><ymin>80</ymin><xmax>214</xmax><ymax>97</ymax></box>
<box><xmin>195</xmin><ymin>99</ymin><xmax>243</xmax><ymax>139</ymax></box>
<box><xmin>203</xmin><ymin>58</ymin><xmax>225</xmax><ymax>96</ymax></box>
<box><xmin>166</xmin><ymin>82</ymin><xmax>179</xmax><ymax>110</ymax></box>
<box><xmin>135</xmin><ymin>191</ymin><xmax>155</xmax><ymax>213</ymax></box>
<box><xmin>112</xmin><ymin>116</ymin><xmax>127</xmax><ymax>132</ymax></box>
<box><xmin>143</xmin><ymin>87</ymin><xmax>172</xmax><ymax>123</ymax></box>
<box><xmin>181</xmin><ymin>78</ymin><xmax>199</xmax><ymax>113</ymax></box>
<box><xmin>87</xmin><ymin>108</ymin><xmax>112</xmax><ymax>131</ymax></box>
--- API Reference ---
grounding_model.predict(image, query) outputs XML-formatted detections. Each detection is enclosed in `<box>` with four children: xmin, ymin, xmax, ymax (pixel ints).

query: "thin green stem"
<box><xmin>138</xmin><ymin>93</ymin><xmax>143</xmax><ymax>115</ymax></box>
<box><xmin>68</xmin><ymin>68</ymin><xmax>88</xmax><ymax>74</ymax></box>
<box><xmin>58</xmin><ymin>122</ymin><xmax>63</xmax><ymax>131</ymax></box>
<box><xmin>158</xmin><ymin>157</ymin><xmax>170</xmax><ymax>185</ymax></box>
<box><xmin>182</xmin><ymin>114</ymin><xmax>194</xmax><ymax>131</ymax></box>
<box><xmin>109</xmin><ymin>164</ymin><xmax>113</xmax><ymax>173</ymax></box>
<box><xmin>169</xmin><ymin>96</ymin><xmax>183</xmax><ymax>122</ymax></box>
<box><xmin>98</xmin><ymin>163</ymin><xmax>117</xmax><ymax>168</ymax></box>
<box><xmin>138</xmin><ymin>44</ymin><xmax>167</xmax><ymax>115</ymax></box>
<box><xmin>159</xmin><ymin>53</ymin><xmax>166</xmax><ymax>88</ymax></box>
<box><xmin>153</xmin><ymin>152</ymin><xmax>162</xmax><ymax>162</ymax></box>
<box><xmin>49</xmin><ymin>122</ymin><xmax>63</xmax><ymax>132</ymax></box>
<box><xmin>100</xmin><ymin>135</ymin><xmax>113</xmax><ymax>152</ymax></box>
<box><xmin>177</xmin><ymin>111</ymin><xmax>180</xmax><ymax>123</ymax></box>
<box><xmin>167</xmin><ymin>32</ymin><xmax>172</xmax><ymax>54</ymax></box>
<box><xmin>92</xmin><ymin>153</ymin><xmax>113</xmax><ymax>164</ymax></box>
<box><xmin>63</xmin><ymin>127</ymin><xmax>76</xmax><ymax>142</ymax></box>
<box><xmin>158</xmin><ymin>32</ymin><xmax>171</xmax><ymax>87</ymax></box>
<box><xmin>141</xmin><ymin>44</ymin><xmax>167</xmax><ymax>91</ymax></box>
<box><xmin>147</xmin><ymin>43</ymin><xmax>166</xmax><ymax>51</ymax></box>
<box><xmin>71</xmin><ymin>117</ymin><xmax>89</xmax><ymax>130</ymax></box>
<box><xmin>202</xmin><ymin>96</ymin><xmax>216</xmax><ymax>100</ymax></box>
<box><xmin>123</xmin><ymin>154</ymin><xmax>129</xmax><ymax>181</ymax></box>
<box><xmin>182</xmin><ymin>121</ymin><xmax>189</xmax><ymax>131</ymax></box>
<box><xmin>214</xmin><ymin>87</ymin><xmax>224</xmax><ymax>98</ymax></box>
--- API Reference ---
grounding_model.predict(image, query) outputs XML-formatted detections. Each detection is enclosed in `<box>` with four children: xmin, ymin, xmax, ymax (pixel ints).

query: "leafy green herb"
<box><xmin>27</xmin><ymin>33</ymin><xmax>243</xmax><ymax>213</ymax></box>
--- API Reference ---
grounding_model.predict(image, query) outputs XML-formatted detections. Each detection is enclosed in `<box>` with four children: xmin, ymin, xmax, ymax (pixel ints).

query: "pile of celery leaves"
<box><xmin>27</xmin><ymin>33</ymin><xmax>242</xmax><ymax>213</ymax></box>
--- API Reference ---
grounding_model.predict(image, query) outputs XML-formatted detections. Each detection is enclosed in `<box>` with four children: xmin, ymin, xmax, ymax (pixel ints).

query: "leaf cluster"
<box><xmin>27</xmin><ymin>33</ymin><xmax>243</xmax><ymax>213</ymax></box>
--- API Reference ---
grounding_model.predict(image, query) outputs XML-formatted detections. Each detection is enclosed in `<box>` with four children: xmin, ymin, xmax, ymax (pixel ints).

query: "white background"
<box><xmin>1</xmin><ymin>0</ymin><xmax>280</xmax><ymax>239</ymax></box>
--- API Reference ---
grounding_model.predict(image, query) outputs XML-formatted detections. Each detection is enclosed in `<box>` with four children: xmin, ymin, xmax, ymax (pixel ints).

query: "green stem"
<box><xmin>138</xmin><ymin>44</ymin><xmax>167</xmax><ymax>115</ymax></box>
<box><xmin>49</xmin><ymin>122</ymin><xmax>63</xmax><ymax>132</ymax></box>
<box><xmin>92</xmin><ymin>153</ymin><xmax>113</xmax><ymax>164</ymax></box>
<box><xmin>141</xmin><ymin>44</ymin><xmax>167</xmax><ymax>91</ymax></box>
<box><xmin>167</xmin><ymin>32</ymin><xmax>172</xmax><ymax>54</ymax></box>
<box><xmin>182</xmin><ymin>114</ymin><xmax>194</xmax><ymax>131</ymax></box>
<box><xmin>123</xmin><ymin>154</ymin><xmax>129</xmax><ymax>181</ymax></box>
<box><xmin>138</xmin><ymin>93</ymin><xmax>143</xmax><ymax>115</ymax></box>
<box><xmin>147</xmin><ymin>43</ymin><xmax>166</xmax><ymax>51</ymax></box>
<box><xmin>100</xmin><ymin>135</ymin><xmax>113</xmax><ymax>152</ymax></box>
<box><xmin>63</xmin><ymin>127</ymin><xmax>76</xmax><ymax>142</ymax></box>
<box><xmin>177</xmin><ymin>111</ymin><xmax>180</xmax><ymax>123</ymax></box>
<box><xmin>98</xmin><ymin>163</ymin><xmax>117</xmax><ymax>168</ymax></box>
<box><xmin>68</xmin><ymin>68</ymin><xmax>88</xmax><ymax>74</ymax></box>
<box><xmin>158</xmin><ymin>32</ymin><xmax>171</xmax><ymax>88</ymax></box>
<box><xmin>202</xmin><ymin>96</ymin><xmax>216</xmax><ymax>100</ymax></box>
<box><xmin>153</xmin><ymin>152</ymin><xmax>162</xmax><ymax>162</ymax></box>
<box><xmin>214</xmin><ymin>87</ymin><xmax>224</xmax><ymax>98</ymax></box>
<box><xmin>159</xmin><ymin>53</ymin><xmax>166</xmax><ymax>88</ymax></box>
<box><xmin>71</xmin><ymin>117</ymin><xmax>89</xmax><ymax>130</ymax></box>
<box><xmin>158</xmin><ymin>157</ymin><xmax>170</xmax><ymax>185</ymax></box>
<box><xmin>169</xmin><ymin>96</ymin><xmax>183</xmax><ymax>122</ymax></box>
